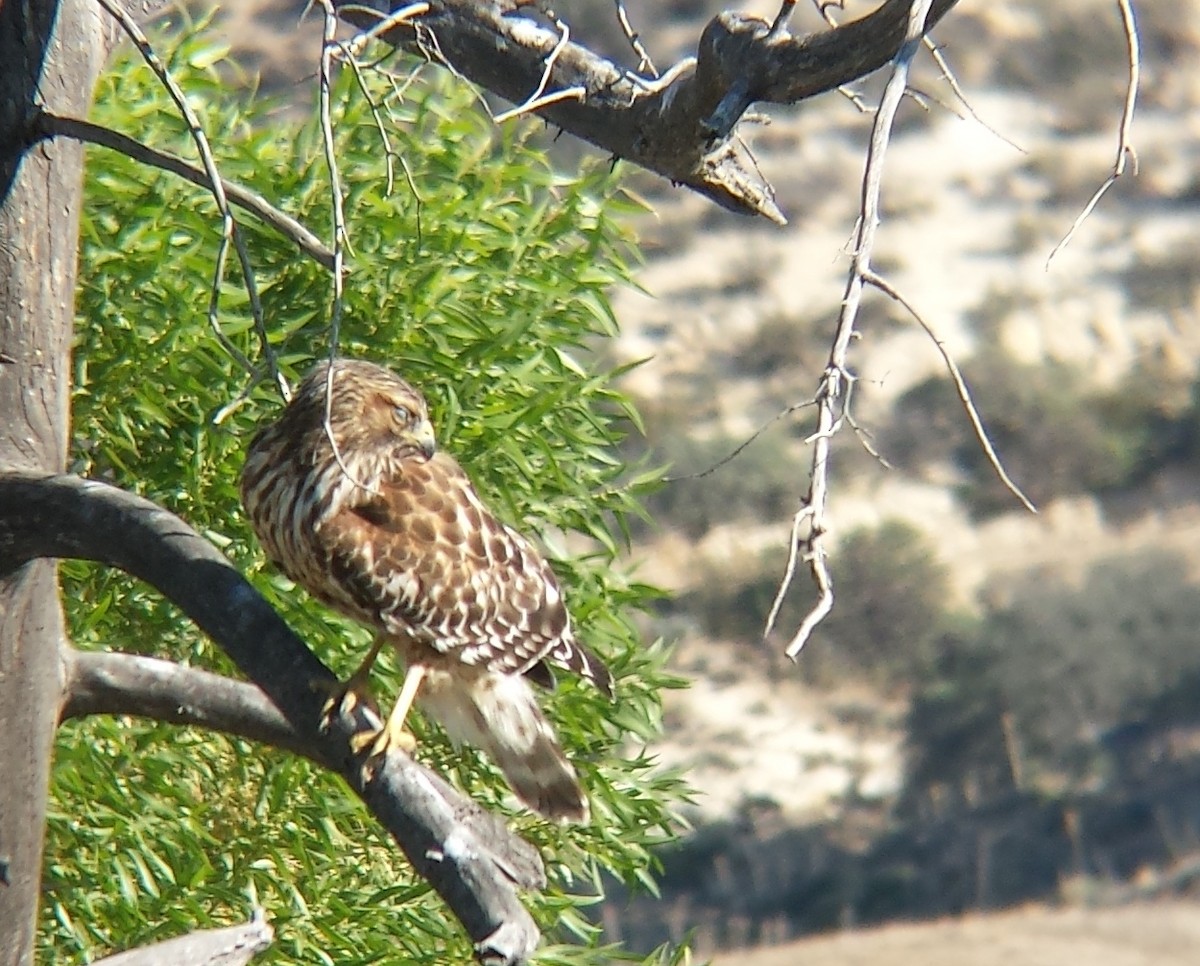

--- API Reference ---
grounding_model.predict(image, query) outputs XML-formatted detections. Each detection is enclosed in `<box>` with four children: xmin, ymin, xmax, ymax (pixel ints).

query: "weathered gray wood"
<box><xmin>90</xmin><ymin>915</ymin><xmax>274</xmax><ymax>966</ymax></box>
<box><xmin>0</xmin><ymin>0</ymin><xmax>109</xmax><ymax>962</ymax></box>
<box><xmin>333</xmin><ymin>0</ymin><xmax>960</xmax><ymax>222</ymax></box>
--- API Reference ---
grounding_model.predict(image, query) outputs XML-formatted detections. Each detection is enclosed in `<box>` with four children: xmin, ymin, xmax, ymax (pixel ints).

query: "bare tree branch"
<box><xmin>613</xmin><ymin>0</ymin><xmax>657</xmax><ymax>78</ymax></box>
<box><xmin>864</xmin><ymin>270</ymin><xmax>1037</xmax><ymax>513</ymax></box>
<box><xmin>61</xmin><ymin>648</ymin><xmax>328</xmax><ymax>764</ymax></box>
<box><xmin>332</xmin><ymin>0</ymin><xmax>960</xmax><ymax>221</ymax></box>
<box><xmin>94</xmin><ymin>0</ymin><xmax>261</xmax><ymax>383</ymax></box>
<box><xmin>32</xmin><ymin>111</ymin><xmax>337</xmax><ymax>272</ymax></box>
<box><xmin>766</xmin><ymin>0</ymin><xmax>936</xmax><ymax>658</ymax></box>
<box><xmin>90</xmin><ymin>912</ymin><xmax>273</xmax><ymax>966</ymax></box>
<box><xmin>0</xmin><ymin>472</ymin><xmax>544</xmax><ymax>965</ymax></box>
<box><xmin>1047</xmin><ymin>0</ymin><xmax>1140</xmax><ymax>265</ymax></box>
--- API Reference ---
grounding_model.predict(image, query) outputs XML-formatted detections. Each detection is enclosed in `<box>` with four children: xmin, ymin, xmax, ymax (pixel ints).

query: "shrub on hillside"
<box><xmin>902</xmin><ymin>550</ymin><xmax>1200</xmax><ymax>806</ymax></box>
<box><xmin>666</xmin><ymin>520</ymin><xmax>953</xmax><ymax>691</ymax></box>
<box><xmin>885</xmin><ymin>349</ymin><xmax>1194</xmax><ymax>517</ymax></box>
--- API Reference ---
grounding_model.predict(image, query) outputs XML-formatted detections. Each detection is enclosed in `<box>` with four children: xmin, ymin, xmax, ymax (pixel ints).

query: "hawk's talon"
<box><xmin>311</xmin><ymin>675</ymin><xmax>379</xmax><ymax>733</ymax></box>
<box><xmin>354</xmin><ymin>721</ymin><xmax>418</xmax><ymax>781</ymax></box>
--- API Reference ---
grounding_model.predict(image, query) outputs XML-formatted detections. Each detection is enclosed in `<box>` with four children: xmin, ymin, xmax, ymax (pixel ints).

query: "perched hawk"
<box><xmin>240</xmin><ymin>358</ymin><xmax>612</xmax><ymax>822</ymax></box>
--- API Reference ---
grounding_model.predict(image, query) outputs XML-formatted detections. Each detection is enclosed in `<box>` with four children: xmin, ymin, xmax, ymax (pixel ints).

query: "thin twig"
<box><xmin>864</xmin><ymin>270</ymin><xmax>1036</xmax><ymax>513</ymax></box>
<box><xmin>332</xmin><ymin>1</ymin><xmax>431</xmax><ymax>61</ymax></box>
<box><xmin>93</xmin><ymin>0</ymin><xmax>257</xmax><ymax>383</ymax></box>
<box><xmin>1047</xmin><ymin>0</ymin><xmax>1140</xmax><ymax>267</ymax></box>
<box><xmin>765</xmin><ymin>505</ymin><xmax>811</xmax><ymax>638</ymax></box>
<box><xmin>771</xmin><ymin>0</ymin><xmax>936</xmax><ymax>660</ymax></box>
<box><xmin>613</xmin><ymin>0</ymin><xmax>657</xmax><ymax>77</ymax></box>
<box><xmin>770</xmin><ymin>0</ymin><xmax>799</xmax><ymax>38</ymax></box>
<box><xmin>663</xmin><ymin>400</ymin><xmax>816</xmax><ymax>483</ymax></box>
<box><xmin>924</xmin><ymin>37</ymin><xmax>1025</xmax><ymax>153</ymax></box>
<box><xmin>232</xmin><ymin>229</ymin><xmax>288</xmax><ymax>405</ymax></box>
<box><xmin>813</xmin><ymin>0</ymin><xmax>872</xmax><ymax>112</ymax></box>
<box><xmin>494</xmin><ymin>17</ymin><xmax>575</xmax><ymax>123</ymax></box>
<box><xmin>844</xmin><ymin>408</ymin><xmax>891</xmax><ymax>467</ymax></box>
<box><xmin>397</xmin><ymin>155</ymin><xmax>423</xmax><ymax>253</ymax></box>
<box><xmin>833</xmin><ymin>84</ymin><xmax>872</xmax><ymax>113</ymax></box>
<box><xmin>494</xmin><ymin>86</ymin><xmax>586</xmax><ymax>123</ymax></box>
<box><xmin>374</xmin><ymin>62</ymin><xmax>427</xmax><ymax>250</ymax></box>
<box><xmin>624</xmin><ymin>57</ymin><xmax>696</xmax><ymax>100</ymax></box>
<box><xmin>315</xmin><ymin>0</ymin><xmax>374</xmax><ymax>494</ymax></box>
<box><xmin>341</xmin><ymin>44</ymin><xmax>398</xmax><ymax>195</ymax></box>
<box><xmin>37</xmin><ymin>113</ymin><xmax>336</xmax><ymax>271</ymax></box>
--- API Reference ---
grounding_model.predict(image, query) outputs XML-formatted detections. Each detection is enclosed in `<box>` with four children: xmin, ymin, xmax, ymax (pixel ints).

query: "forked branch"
<box><xmin>766</xmin><ymin>0</ymin><xmax>935</xmax><ymax>658</ymax></box>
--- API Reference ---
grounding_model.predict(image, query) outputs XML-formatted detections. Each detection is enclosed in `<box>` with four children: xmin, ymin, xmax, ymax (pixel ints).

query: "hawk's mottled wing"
<box><xmin>321</xmin><ymin>451</ymin><xmax>613</xmax><ymax>695</ymax></box>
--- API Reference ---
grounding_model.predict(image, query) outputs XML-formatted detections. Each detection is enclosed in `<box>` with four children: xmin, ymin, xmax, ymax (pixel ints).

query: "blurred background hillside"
<box><xmin>200</xmin><ymin>0</ymin><xmax>1200</xmax><ymax>960</ymax></box>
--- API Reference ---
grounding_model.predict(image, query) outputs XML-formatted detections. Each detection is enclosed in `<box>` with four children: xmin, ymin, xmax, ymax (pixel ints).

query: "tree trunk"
<box><xmin>0</xmin><ymin>1</ymin><xmax>107</xmax><ymax>961</ymax></box>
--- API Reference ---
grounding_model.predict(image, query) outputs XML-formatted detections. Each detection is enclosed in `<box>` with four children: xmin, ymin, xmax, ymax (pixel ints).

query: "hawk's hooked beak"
<box><xmin>412</xmin><ymin>419</ymin><xmax>437</xmax><ymax>461</ymax></box>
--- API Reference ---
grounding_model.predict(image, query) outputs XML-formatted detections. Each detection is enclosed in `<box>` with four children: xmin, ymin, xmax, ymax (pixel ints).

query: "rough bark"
<box><xmin>0</xmin><ymin>1</ymin><xmax>109</xmax><ymax>962</ymax></box>
<box><xmin>89</xmin><ymin>915</ymin><xmax>273</xmax><ymax>966</ymax></box>
<box><xmin>333</xmin><ymin>0</ymin><xmax>960</xmax><ymax>222</ymax></box>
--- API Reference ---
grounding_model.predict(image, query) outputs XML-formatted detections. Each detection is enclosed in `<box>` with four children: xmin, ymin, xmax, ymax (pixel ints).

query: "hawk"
<box><xmin>240</xmin><ymin>358</ymin><xmax>612</xmax><ymax>823</ymax></box>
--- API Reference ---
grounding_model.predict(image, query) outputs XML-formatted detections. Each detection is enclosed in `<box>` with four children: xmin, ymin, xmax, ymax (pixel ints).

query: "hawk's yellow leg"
<box><xmin>352</xmin><ymin>663</ymin><xmax>426</xmax><ymax>771</ymax></box>
<box><xmin>316</xmin><ymin>635</ymin><xmax>386</xmax><ymax>730</ymax></box>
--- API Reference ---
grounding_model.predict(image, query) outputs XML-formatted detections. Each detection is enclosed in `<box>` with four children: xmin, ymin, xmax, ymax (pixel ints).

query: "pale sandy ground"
<box><xmin>653</xmin><ymin>632</ymin><xmax>906</xmax><ymax>820</ymax></box>
<box><xmin>721</xmin><ymin>902</ymin><xmax>1200</xmax><ymax>966</ymax></box>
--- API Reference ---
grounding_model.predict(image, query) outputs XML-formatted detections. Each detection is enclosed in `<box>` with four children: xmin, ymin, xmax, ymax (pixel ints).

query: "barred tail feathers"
<box><xmin>418</xmin><ymin>669</ymin><xmax>589</xmax><ymax>823</ymax></box>
<box><xmin>547</xmin><ymin>638</ymin><xmax>614</xmax><ymax>699</ymax></box>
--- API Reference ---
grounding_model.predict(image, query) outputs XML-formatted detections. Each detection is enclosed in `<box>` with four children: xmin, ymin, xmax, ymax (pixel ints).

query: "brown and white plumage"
<box><xmin>240</xmin><ymin>358</ymin><xmax>611</xmax><ymax>822</ymax></box>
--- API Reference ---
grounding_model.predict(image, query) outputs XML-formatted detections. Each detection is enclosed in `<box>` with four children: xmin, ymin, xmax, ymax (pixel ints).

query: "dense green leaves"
<box><xmin>48</xmin><ymin>19</ymin><xmax>689</xmax><ymax>964</ymax></box>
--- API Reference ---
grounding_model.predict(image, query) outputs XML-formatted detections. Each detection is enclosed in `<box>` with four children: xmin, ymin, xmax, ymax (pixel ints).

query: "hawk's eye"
<box><xmin>393</xmin><ymin>405</ymin><xmax>412</xmax><ymax>425</ymax></box>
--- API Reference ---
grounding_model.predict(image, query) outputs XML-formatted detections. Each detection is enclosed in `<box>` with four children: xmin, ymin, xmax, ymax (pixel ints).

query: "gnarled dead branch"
<box><xmin>333</xmin><ymin>0</ymin><xmax>960</xmax><ymax>221</ymax></box>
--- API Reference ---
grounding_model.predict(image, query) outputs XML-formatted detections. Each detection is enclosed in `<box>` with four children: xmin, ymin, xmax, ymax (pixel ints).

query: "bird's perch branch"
<box><xmin>90</xmin><ymin>913</ymin><xmax>273</xmax><ymax>966</ymax></box>
<box><xmin>60</xmin><ymin>649</ymin><xmax>328</xmax><ymax>765</ymax></box>
<box><xmin>333</xmin><ymin>0</ymin><xmax>960</xmax><ymax>221</ymax></box>
<box><xmin>0</xmin><ymin>473</ymin><xmax>543</xmax><ymax>966</ymax></box>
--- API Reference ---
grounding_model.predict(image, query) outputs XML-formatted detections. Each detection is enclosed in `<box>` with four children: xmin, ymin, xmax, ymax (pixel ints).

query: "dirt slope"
<box><xmin>722</xmin><ymin>902</ymin><xmax>1200</xmax><ymax>966</ymax></box>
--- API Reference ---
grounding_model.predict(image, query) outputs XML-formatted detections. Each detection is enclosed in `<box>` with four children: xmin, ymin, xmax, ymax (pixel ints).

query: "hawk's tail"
<box><xmin>544</xmin><ymin>638</ymin><xmax>614</xmax><ymax>699</ymax></box>
<box><xmin>419</xmin><ymin>670</ymin><xmax>589</xmax><ymax>823</ymax></box>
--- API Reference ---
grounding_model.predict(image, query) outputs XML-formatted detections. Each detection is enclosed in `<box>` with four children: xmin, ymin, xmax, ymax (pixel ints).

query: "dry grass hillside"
<box><xmin>602</xmin><ymin>0</ymin><xmax>1200</xmax><ymax>826</ymax></box>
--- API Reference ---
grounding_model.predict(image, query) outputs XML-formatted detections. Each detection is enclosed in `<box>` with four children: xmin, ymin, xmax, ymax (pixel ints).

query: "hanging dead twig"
<box><xmin>1047</xmin><ymin>0</ymin><xmax>1140</xmax><ymax>266</ymax></box>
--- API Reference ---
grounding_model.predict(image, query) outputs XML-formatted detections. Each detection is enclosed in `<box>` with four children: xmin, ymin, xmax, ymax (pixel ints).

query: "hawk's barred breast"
<box><xmin>239</xmin><ymin>358</ymin><xmax>613</xmax><ymax>821</ymax></box>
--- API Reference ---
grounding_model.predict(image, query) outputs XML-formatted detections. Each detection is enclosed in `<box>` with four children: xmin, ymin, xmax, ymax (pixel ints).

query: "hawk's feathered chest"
<box><xmin>242</xmin><ymin>430</ymin><xmax>575</xmax><ymax>679</ymax></box>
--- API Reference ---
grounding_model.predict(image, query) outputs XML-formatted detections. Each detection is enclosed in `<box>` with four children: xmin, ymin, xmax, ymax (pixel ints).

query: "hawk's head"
<box><xmin>293</xmin><ymin>359</ymin><xmax>437</xmax><ymax>464</ymax></box>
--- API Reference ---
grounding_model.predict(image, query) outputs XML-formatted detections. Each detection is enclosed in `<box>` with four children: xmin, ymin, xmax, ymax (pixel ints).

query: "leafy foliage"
<box><xmin>47</xmin><ymin>19</ymin><xmax>691</xmax><ymax>964</ymax></box>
